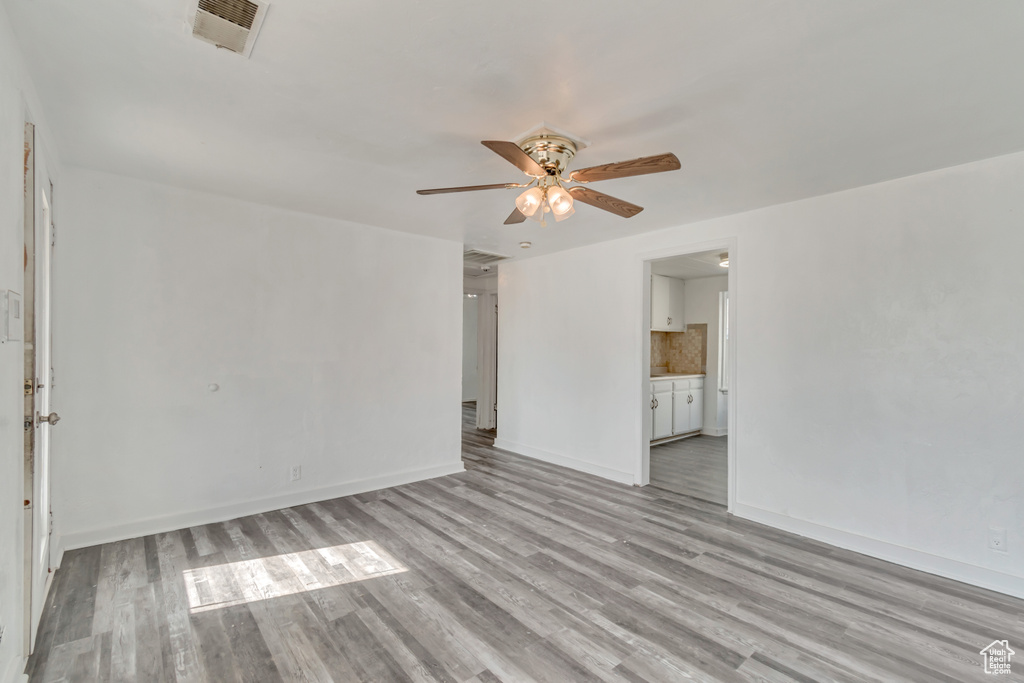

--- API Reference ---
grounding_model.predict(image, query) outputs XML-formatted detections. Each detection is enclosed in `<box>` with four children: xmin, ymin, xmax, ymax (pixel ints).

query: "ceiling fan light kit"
<box><xmin>545</xmin><ymin>185</ymin><xmax>573</xmax><ymax>216</ymax></box>
<box><xmin>515</xmin><ymin>186</ymin><xmax>545</xmax><ymax>217</ymax></box>
<box><xmin>514</xmin><ymin>178</ymin><xmax>576</xmax><ymax>227</ymax></box>
<box><xmin>417</xmin><ymin>128</ymin><xmax>680</xmax><ymax>227</ymax></box>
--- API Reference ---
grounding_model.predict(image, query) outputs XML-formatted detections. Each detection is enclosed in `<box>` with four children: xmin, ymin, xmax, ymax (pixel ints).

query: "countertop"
<box><xmin>651</xmin><ymin>373</ymin><xmax>705</xmax><ymax>380</ymax></box>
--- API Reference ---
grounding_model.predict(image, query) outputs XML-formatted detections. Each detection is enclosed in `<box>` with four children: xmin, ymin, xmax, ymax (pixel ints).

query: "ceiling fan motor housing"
<box><xmin>520</xmin><ymin>134</ymin><xmax>577</xmax><ymax>175</ymax></box>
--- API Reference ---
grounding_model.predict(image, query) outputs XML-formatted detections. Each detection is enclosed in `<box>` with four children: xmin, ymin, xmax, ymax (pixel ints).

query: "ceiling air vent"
<box><xmin>189</xmin><ymin>0</ymin><xmax>269</xmax><ymax>58</ymax></box>
<box><xmin>463</xmin><ymin>249</ymin><xmax>509</xmax><ymax>278</ymax></box>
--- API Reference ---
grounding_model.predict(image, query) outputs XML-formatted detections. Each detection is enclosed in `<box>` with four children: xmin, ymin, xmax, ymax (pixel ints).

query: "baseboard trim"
<box><xmin>59</xmin><ymin>462</ymin><xmax>466</xmax><ymax>551</ymax></box>
<box><xmin>492</xmin><ymin>438</ymin><xmax>634</xmax><ymax>485</ymax></box>
<box><xmin>733</xmin><ymin>503</ymin><xmax>1024</xmax><ymax>600</ymax></box>
<box><xmin>701</xmin><ymin>427</ymin><xmax>727</xmax><ymax>437</ymax></box>
<box><xmin>651</xmin><ymin>431</ymin><xmax>701</xmax><ymax>447</ymax></box>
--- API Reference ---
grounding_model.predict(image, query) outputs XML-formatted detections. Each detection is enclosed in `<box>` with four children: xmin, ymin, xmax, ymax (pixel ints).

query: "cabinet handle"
<box><xmin>667</xmin><ymin>317</ymin><xmax>672</xmax><ymax>325</ymax></box>
<box><xmin>688</xmin><ymin>394</ymin><xmax>693</xmax><ymax>404</ymax></box>
<box><xmin>653</xmin><ymin>398</ymin><xmax>659</xmax><ymax>409</ymax></box>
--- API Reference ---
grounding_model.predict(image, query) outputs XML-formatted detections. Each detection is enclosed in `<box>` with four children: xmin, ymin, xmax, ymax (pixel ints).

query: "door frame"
<box><xmin>22</xmin><ymin>121</ymin><xmax>35</xmax><ymax>657</ymax></box>
<box><xmin>636</xmin><ymin>237</ymin><xmax>737</xmax><ymax>511</ymax></box>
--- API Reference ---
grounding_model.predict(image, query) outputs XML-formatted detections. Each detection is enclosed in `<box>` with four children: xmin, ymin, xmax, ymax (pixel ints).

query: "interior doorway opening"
<box><xmin>642</xmin><ymin>244</ymin><xmax>734</xmax><ymax>507</ymax></box>
<box><xmin>462</xmin><ymin>278</ymin><xmax>498</xmax><ymax>452</ymax></box>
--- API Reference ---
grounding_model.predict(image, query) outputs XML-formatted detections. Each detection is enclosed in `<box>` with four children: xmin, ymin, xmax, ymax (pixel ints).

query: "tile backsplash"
<box><xmin>652</xmin><ymin>324</ymin><xmax>707</xmax><ymax>374</ymax></box>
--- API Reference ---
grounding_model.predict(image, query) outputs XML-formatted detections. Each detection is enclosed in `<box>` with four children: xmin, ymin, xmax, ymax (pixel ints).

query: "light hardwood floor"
<box><xmin>26</xmin><ymin>404</ymin><xmax>1024</xmax><ymax>681</ymax></box>
<box><xmin>650</xmin><ymin>435</ymin><xmax>728</xmax><ymax>505</ymax></box>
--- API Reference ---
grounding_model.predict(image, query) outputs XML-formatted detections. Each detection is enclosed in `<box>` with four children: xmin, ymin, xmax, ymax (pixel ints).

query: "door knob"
<box><xmin>37</xmin><ymin>412</ymin><xmax>60</xmax><ymax>426</ymax></box>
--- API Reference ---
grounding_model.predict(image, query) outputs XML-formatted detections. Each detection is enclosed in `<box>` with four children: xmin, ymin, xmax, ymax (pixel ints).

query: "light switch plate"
<box><xmin>1</xmin><ymin>290</ymin><xmax>22</xmax><ymax>343</ymax></box>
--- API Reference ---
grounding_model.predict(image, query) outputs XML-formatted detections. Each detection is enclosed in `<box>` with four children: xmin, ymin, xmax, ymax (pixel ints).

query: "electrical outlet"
<box><xmin>989</xmin><ymin>526</ymin><xmax>1007</xmax><ymax>552</ymax></box>
<box><xmin>290</xmin><ymin>465</ymin><xmax>301</xmax><ymax>482</ymax></box>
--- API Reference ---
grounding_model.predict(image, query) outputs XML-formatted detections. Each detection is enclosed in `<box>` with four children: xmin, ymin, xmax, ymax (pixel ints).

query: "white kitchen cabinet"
<box><xmin>651</xmin><ymin>274</ymin><xmax>685</xmax><ymax>332</ymax></box>
<box><xmin>672</xmin><ymin>386</ymin><xmax>691</xmax><ymax>434</ymax></box>
<box><xmin>651</xmin><ymin>380</ymin><xmax>673</xmax><ymax>439</ymax></box>
<box><xmin>672</xmin><ymin>378</ymin><xmax>704</xmax><ymax>434</ymax></box>
<box><xmin>690</xmin><ymin>386</ymin><xmax>703</xmax><ymax>432</ymax></box>
<box><xmin>651</xmin><ymin>376</ymin><xmax>704</xmax><ymax>442</ymax></box>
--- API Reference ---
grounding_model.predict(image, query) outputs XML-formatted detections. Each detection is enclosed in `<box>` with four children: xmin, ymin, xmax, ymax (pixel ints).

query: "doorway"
<box><xmin>23</xmin><ymin>122</ymin><xmax>58</xmax><ymax>653</ymax></box>
<box><xmin>462</xmin><ymin>283</ymin><xmax>498</xmax><ymax>455</ymax></box>
<box><xmin>642</xmin><ymin>243</ymin><xmax>734</xmax><ymax>507</ymax></box>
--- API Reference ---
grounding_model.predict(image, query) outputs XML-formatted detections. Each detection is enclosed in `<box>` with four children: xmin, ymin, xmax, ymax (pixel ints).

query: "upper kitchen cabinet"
<box><xmin>651</xmin><ymin>274</ymin><xmax>685</xmax><ymax>331</ymax></box>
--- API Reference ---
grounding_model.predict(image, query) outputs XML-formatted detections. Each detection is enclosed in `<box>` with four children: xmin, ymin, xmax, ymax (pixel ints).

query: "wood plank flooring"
<box><xmin>26</xmin><ymin>404</ymin><xmax>1024</xmax><ymax>682</ymax></box>
<box><xmin>650</xmin><ymin>435</ymin><xmax>728</xmax><ymax>505</ymax></box>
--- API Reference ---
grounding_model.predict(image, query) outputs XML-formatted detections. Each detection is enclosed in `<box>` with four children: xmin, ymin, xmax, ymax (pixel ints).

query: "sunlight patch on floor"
<box><xmin>183</xmin><ymin>540</ymin><xmax>407</xmax><ymax>613</ymax></box>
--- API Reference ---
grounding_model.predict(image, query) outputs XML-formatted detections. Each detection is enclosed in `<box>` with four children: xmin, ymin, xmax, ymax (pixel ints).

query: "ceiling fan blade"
<box><xmin>417</xmin><ymin>183</ymin><xmax>518</xmax><ymax>195</ymax></box>
<box><xmin>568</xmin><ymin>187</ymin><xmax>644</xmax><ymax>218</ymax></box>
<box><xmin>569</xmin><ymin>153</ymin><xmax>681</xmax><ymax>183</ymax></box>
<box><xmin>504</xmin><ymin>208</ymin><xmax>527</xmax><ymax>224</ymax></box>
<box><xmin>481</xmin><ymin>140</ymin><xmax>547</xmax><ymax>177</ymax></box>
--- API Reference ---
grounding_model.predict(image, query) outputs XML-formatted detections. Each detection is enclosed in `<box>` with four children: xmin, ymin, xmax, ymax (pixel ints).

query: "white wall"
<box><xmin>51</xmin><ymin>167</ymin><xmax>464</xmax><ymax>551</ymax></box>
<box><xmin>496</xmin><ymin>245</ymin><xmax>642</xmax><ymax>483</ymax></box>
<box><xmin>462</xmin><ymin>296</ymin><xmax>478</xmax><ymax>401</ymax></box>
<box><xmin>0</xmin><ymin>21</ymin><xmax>27</xmax><ymax>683</ymax></box>
<box><xmin>683</xmin><ymin>275</ymin><xmax>728</xmax><ymax>435</ymax></box>
<box><xmin>463</xmin><ymin>276</ymin><xmax>498</xmax><ymax>294</ymax></box>
<box><xmin>497</xmin><ymin>150</ymin><xmax>1024</xmax><ymax>598</ymax></box>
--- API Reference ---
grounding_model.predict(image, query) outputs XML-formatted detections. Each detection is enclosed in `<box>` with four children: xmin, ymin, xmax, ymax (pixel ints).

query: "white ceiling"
<box><xmin>6</xmin><ymin>1</ymin><xmax>1024</xmax><ymax>261</ymax></box>
<box><xmin>652</xmin><ymin>250</ymin><xmax>728</xmax><ymax>281</ymax></box>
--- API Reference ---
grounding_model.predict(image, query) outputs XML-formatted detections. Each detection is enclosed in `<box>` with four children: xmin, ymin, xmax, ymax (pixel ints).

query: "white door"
<box><xmin>652</xmin><ymin>388</ymin><xmax>673</xmax><ymax>439</ymax></box>
<box><xmin>672</xmin><ymin>388</ymin><xmax>690</xmax><ymax>435</ymax></box>
<box><xmin>667</xmin><ymin>277</ymin><xmax>686</xmax><ymax>332</ymax></box>
<box><xmin>28</xmin><ymin>163</ymin><xmax>56</xmax><ymax>651</ymax></box>
<box><xmin>689</xmin><ymin>389</ymin><xmax>703</xmax><ymax>433</ymax></box>
<box><xmin>651</xmin><ymin>275</ymin><xmax>670</xmax><ymax>330</ymax></box>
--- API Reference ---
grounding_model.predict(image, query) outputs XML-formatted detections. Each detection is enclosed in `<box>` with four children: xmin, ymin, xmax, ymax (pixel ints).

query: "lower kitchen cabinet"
<box><xmin>651</xmin><ymin>376</ymin><xmax>704</xmax><ymax>441</ymax></box>
<box><xmin>652</xmin><ymin>383</ymin><xmax>673</xmax><ymax>439</ymax></box>
<box><xmin>673</xmin><ymin>379</ymin><xmax>704</xmax><ymax>435</ymax></box>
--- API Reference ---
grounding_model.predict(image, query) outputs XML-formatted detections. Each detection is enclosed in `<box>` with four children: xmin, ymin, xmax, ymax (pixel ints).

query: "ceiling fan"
<box><xmin>416</xmin><ymin>132</ymin><xmax>681</xmax><ymax>226</ymax></box>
